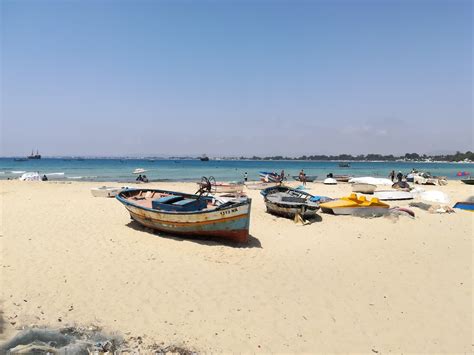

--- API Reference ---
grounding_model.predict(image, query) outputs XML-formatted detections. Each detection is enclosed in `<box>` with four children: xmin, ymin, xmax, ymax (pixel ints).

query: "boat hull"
<box><xmin>374</xmin><ymin>190</ymin><xmax>413</xmax><ymax>201</ymax></box>
<box><xmin>117</xmin><ymin>190</ymin><xmax>251</xmax><ymax>243</ymax></box>
<box><xmin>321</xmin><ymin>206</ymin><xmax>388</xmax><ymax>215</ymax></box>
<box><xmin>351</xmin><ymin>183</ymin><xmax>376</xmax><ymax>194</ymax></box>
<box><xmin>91</xmin><ymin>187</ymin><xmax>122</xmax><ymax>198</ymax></box>
<box><xmin>292</xmin><ymin>175</ymin><xmax>317</xmax><ymax>182</ymax></box>
<box><xmin>461</xmin><ymin>179</ymin><xmax>474</xmax><ymax>185</ymax></box>
<box><xmin>265</xmin><ymin>202</ymin><xmax>318</xmax><ymax>219</ymax></box>
<box><xmin>453</xmin><ymin>202</ymin><xmax>474</xmax><ymax>212</ymax></box>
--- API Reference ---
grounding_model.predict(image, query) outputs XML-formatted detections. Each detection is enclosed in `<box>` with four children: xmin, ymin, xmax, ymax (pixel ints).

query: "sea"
<box><xmin>0</xmin><ymin>158</ymin><xmax>471</xmax><ymax>182</ymax></box>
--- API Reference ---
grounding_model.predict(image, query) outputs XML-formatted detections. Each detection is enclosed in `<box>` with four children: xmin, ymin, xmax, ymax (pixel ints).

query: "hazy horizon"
<box><xmin>2</xmin><ymin>0</ymin><xmax>472</xmax><ymax>157</ymax></box>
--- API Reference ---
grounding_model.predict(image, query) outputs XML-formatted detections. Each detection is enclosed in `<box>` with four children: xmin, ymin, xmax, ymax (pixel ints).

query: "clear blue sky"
<box><xmin>1</xmin><ymin>0</ymin><xmax>472</xmax><ymax>157</ymax></box>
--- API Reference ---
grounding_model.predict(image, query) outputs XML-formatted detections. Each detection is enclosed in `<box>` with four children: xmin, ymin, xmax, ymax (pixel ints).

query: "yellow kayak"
<box><xmin>320</xmin><ymin>193</ymin><xmax>389</xmax><ymax>215</ymax></box>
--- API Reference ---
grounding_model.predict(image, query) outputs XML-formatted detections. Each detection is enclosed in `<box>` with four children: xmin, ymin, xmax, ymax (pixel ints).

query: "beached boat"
<box><xmin>392</xmin><ymin>181</ymin><xmax>411</xmax><ymax>190</ymax></box>
<box><xmin>351</xmin><ymin>183</ymin><xmax>376</xmax><ymax>194</ymax></box>
<box><xmin>374</xmin><ymin>190</ymin><xmax>413</xmax><ymax>201</ymax></box>
<box><xmin>324</xmin><ymin>178</ymin><xmax>337</xmax><ymax>185</ymax></box>
<box><xmin>333</xmin><ymin>175</ymin><xmax>351</xmax><ymax>183</ymax></box>
<box><xmin>453</xmin><ymin>201</ymin><xmax>474</xmax><ymax>212</ymax></box>
<box><xmin>292</xmin><ymin>175</ymin><xmax>318</xmax><ymax>182</ymax></box>
<box><xmin>260</xmin><ymin>186</ymin><xmax>320</xmax><ymax>219</ymax></box>
<box><xmin>116</xmin><ymin>188</ymin><xmax>251</xmax><ymax>243</ymax></box>
<box><xmin>91</xmin><ymin>186</ymin><xmax>123</xmax><ymax>198</ymax></box>
<box><xmin>244</xmin><ymin>181</ymin><xmax>280</xmax><ymax>190</ymax></box>
<box><xmin>133</xmin><ymin>168</ymin><xmax>147</xmax><ymax>174</ymax></box>
<box><xmin>320</xmin><ymin>193</ymin><xmax>389</xmax><ymax>215</ymax></box>
<box><xmin>349</xmin><ymin>177</ymin><xmax>393</xmax><ymax>186</ymax></box>
<box><xmin>461</xmin><ymin>178</ymin><xmax>474</xmax><ymax>185</ymax></box>
<box><xmin>259</xmin><ymin>171</ymin><xmax>281</xmax><ymax>183</ymax></box>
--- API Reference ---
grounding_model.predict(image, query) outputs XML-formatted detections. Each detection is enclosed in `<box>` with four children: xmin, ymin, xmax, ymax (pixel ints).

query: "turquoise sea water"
<box><xmin>0</xmin><ymin>158</ymin><xmax>471</xmax><ymax>182</ymax></box>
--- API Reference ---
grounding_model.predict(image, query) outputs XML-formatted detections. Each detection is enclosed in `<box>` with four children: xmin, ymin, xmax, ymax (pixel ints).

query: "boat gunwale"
<box><xmin>116</xmin><ymin>188</ymin><xmax>251</xmax><ymax>215</ymax></box>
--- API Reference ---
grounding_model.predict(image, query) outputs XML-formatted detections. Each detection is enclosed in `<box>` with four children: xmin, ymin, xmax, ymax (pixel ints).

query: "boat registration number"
<box><xmin>220</xmin><ymin>208</ymin><xmax>238</xmax><ymax>216</ymax></box>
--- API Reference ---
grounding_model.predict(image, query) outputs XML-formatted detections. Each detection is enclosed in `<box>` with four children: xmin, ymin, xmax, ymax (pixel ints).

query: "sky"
<box><xmin>1</xmin><ymin>0</ymin><xmax>472</xmax><ymax>157</ymax></box>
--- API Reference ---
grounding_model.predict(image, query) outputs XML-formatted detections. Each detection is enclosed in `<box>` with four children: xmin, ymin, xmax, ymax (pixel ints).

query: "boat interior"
<box><xmin>123</xmin><ymin>190</ymin><xmax>212</xmax><ymax>212</ymax></box>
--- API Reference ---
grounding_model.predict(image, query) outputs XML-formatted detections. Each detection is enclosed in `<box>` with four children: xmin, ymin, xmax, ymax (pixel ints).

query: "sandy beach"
<box><xmin>1</xmin><ymin>180</ymin><xmax>472</xmax><ymax>352</ymax></box>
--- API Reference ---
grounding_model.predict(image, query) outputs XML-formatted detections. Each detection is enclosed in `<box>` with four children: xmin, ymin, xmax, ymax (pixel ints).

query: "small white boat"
<box><xmin>374</xmin><ymin>190</ymin><xmax>413</xmax><ymax>201</ymax></box>
<box><xmin>323</xmin><ymin>178</ymin><xmax>337</xmax><ymax>185</ymax></box>
<box><xmin>133</xmin><ymin>168</ymin><xmax>147</xmax><ymax>174</ymax></box>
<box><xmin>91</xmin><ymin>186</ymin><xmax>123</xmax><ymax>198</ymax></box>
<box><xmin>352</xmin><ymin>183</ymin><xmax>376</xmax><ymax>194</ymax></box>
<box><xmin>349</xmin><ymin>177</ymin><xmax>393</xmax><ymax>186</ymax></box>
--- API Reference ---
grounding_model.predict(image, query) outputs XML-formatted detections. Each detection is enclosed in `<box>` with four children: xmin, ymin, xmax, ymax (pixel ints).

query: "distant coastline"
<box><xmin>3</xmin><ymin>150</ymin><xmax>472</xmax><ymax>163</ymax></box>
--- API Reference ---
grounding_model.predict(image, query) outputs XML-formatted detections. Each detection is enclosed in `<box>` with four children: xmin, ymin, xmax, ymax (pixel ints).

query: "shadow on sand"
<box><xmin>125</xmin><ymin>221</ymin><xmax>262</xmax><ymax>249</ymax></box>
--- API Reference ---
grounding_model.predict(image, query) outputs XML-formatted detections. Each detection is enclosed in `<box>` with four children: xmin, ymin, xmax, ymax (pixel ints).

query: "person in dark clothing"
<box><xmin>389</xmin><ymin>170</ymin><xmax>395</xmax><ymax>182</ymax></box>
<box><xmin>142</xmin><ymin>175</ymin><xmax>149</xmax><ymax>183</ymax></box>
<box><xmin>42</xmin><ymin>174</ymin><xmax>48</xmax><ymax>181</ymax></box>
<box><xmin>280</xmin><ymin>170</ymin><xmax>285</xmax><ymax>182</ymax></box>
<box><xmin>396</xmin><ymin>171</ymin><xmax>403</xmax><ymax>182</ymax></box>
<box><xmin>244</xmin><ymin>172</ymin><xmax>248</xmax><ymax>182</ymax></box>
<box><xmin>136</xmin><ymin>174</ymin><xmax>143</xmax><ymax>182</ymax></box>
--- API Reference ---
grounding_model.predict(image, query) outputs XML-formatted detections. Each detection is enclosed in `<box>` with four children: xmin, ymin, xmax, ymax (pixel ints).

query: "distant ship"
<box><xmin>27</xmin><ymin>149</ymin><xmax>42</xmax><ymax>159</ymax></box>
<box><xmin>200</xmin><ymin>154</ymin><xmax>210</xmax><ymax>161</ymax></box>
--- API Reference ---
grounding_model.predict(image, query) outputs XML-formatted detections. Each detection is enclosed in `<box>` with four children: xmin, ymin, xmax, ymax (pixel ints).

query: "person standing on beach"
<box><xmin>280</xmin><ymin>170</ymin><xmax>285</xmax><ymax>182</ymax></box>
<box><xmin>396</xmin><ymin>171</ymin><xmax>403</xmax><ymax>182</ymax></box>
<box><xmin>244</xmin><ymin>172</ymin><xmax>248</xmax><ymax>182</ymax></box>
<box><xmin>389</xmin><ymin>170</ymin><xmax>395</xmax><ymax>182</ymax></box>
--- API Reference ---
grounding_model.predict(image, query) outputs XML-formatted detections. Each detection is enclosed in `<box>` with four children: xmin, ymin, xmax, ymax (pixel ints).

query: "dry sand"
<box><xmin>1</xmin><ymin>180</ymin><xmax>472</xmax><ymax>352</ymax></box>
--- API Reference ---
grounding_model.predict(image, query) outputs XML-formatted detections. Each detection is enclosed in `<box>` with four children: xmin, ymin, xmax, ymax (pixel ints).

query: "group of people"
<box><xmin>389</xmin><ymin>170</ymin><xmax>405</xmax><ymax>182</ymax></box>
<box><xmin>135</xmin><ymin>174</ymin><xmax>149</xmax><ymax>183</ymax></box>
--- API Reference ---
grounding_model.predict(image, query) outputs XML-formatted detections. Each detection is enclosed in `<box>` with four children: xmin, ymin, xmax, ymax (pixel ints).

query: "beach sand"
<box><xmin>1</xmin><ymin>180</ymin><xmax>472</xmax><ymax>352</ymax></box>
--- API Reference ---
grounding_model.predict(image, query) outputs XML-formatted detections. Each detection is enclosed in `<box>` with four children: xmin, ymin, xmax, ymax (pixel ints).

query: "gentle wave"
<box><xmin>67</xmin><ymin>176</ymin><xmax>98</xmax><ymax>180</ymax></box>
<box><xmin>11</xmin><ymin>171</ymin><xmax>26</xmax><ymax>174</ymax></box>
<box><xmin>45</xmin><ymin>172</ymin><xmax>65</xmax><ymax>176</ymax></box>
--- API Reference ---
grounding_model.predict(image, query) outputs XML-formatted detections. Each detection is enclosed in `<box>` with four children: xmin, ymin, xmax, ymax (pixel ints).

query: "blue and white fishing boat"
<box><xmin>116</xmin><ymin>188</ymin><xmax>251</xmax><ymax>243</ymax></box>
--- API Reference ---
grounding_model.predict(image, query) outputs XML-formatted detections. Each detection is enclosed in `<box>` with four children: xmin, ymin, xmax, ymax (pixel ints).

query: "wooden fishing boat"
<box><xmin>320</xmin><ymin>193</ymin><xmax>389</xmax><ymax>215</ymax></box>
<box><xmin>453</xmin><ymin>201</ymin><xmax>474</xmax><ymax>212</ymax></box>
<box><xmin>333</xmin><ymin>175</ymin><xmax>351</xmax><ymax>183</ymax></box>
<box><xmin>116</xmin><ymin>188</ymin><xmax>251</xmax><ymax>243</ymax></box>
<box><xmin>245</xmin><ymin>181</ymin><xmax>280</xmax><ymax>190</ymax></box>
<box><xmin>260</xmin><ymin>186</ymin><xmax>320</xmax><ymax>219</ymax></box>
<box><xmin>374</xmin><ymin>190</ymin><xmax>413</xmax><ymax>201</ymax></box>
<box><xmin>292</xmin><ymin>175</ymin><xmax>318</xmax><ymax>182</ymax></box>
<box><xmin>91</xmin><ymin>186</ymin><xmax>123</xmax><ymax>198</ymax></box>
<box><xmin>351</xmin><ymin>183</ymin><xmax>376</xmax><ymax>194</ymax></box>
<box><xmin>461</xmin><ymin>178</ymin><xmax>474</xmax><ymax>185</ymax></box>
